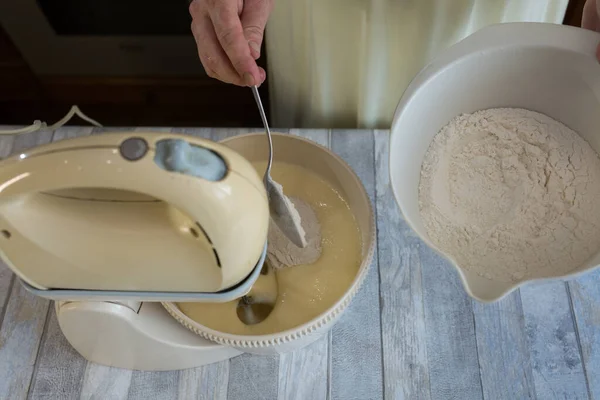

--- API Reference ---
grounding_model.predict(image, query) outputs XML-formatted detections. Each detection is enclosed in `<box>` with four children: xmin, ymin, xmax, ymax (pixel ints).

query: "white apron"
<box><xmin>265</xmin><ymin>0</ymin><xmax>569</xmax><ymax>129</ymax></box>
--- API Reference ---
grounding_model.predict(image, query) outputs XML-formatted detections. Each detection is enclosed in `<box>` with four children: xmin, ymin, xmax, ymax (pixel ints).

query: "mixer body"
<box><xmin>0</xmin><ymin>132</ymin><xmax>271</xmax><ymax>369</ymax></box>
<box><xmin>0</xmin><ymin>132</ymin><xmax>270</xmax><ymax>302</ymax></box>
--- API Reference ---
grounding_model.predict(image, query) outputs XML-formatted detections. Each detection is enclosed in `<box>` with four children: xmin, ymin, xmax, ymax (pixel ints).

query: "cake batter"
<box><xmin>177</xmin><ymin>161</ymin><xmax>362</xmax><ymax>335</ymax></box>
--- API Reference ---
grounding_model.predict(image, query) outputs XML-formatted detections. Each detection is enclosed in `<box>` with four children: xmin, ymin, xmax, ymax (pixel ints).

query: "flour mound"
<box><xmin>419</xmin><ymin>108</ymin><xmax>600</xmax><ymax>282</ymax></box>
<box><xmin>267</xmin><ymin>197</ymin><xmax>322</xmax><ymax>269</ymax></box>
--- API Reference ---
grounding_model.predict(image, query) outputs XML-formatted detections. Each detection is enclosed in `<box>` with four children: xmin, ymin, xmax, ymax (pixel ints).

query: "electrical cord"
<box><xmin>0</xmin><ymin>105</ymin><xmax>103</xmax><ymax>135</ymax></box>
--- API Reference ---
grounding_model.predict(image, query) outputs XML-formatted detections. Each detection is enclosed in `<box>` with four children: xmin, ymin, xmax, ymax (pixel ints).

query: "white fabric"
<box><xmin>265</xmin><ymin>0</ymin><xmax>570</xmax><ymax>129</ymax></box>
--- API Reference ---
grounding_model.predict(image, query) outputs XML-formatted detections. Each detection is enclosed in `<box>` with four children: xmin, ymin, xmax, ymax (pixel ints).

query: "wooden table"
<box><xmin>0</xmin><ymin>126</ymin><xmax>599</xmax><ymax>400</ymax></box>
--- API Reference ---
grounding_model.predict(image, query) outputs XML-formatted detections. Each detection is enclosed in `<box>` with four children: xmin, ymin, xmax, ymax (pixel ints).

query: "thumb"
<box><xmin>240</xmin><ymin>0</ymin><xmax>273</xmax><ymax>59</ymax></box>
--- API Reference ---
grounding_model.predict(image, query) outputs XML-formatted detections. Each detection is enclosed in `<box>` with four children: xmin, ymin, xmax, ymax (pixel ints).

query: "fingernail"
<box><xmin>249</xmin><ymin>41</ymin><xmax>261</xmax><ymax>58</ymax></box>
<box><xmin>243</xmin><ymin>72</ymin><xmax>255</xmax><ymax>86</ymax></box>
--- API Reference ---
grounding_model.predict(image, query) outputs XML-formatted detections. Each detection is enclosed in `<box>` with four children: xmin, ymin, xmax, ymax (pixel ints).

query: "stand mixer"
<box><xmin>0</xmin><ymin>131</ymin><xmax>277</xmax><ymax>370</ymax></box>
<box><xmin>0</xmin><ymin>129</ymin><xmax>376</xmax><ymax>371</ymax></box>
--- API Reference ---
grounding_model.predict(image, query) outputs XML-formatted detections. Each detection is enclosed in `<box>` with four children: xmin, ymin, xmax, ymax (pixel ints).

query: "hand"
<box><xmin>582</xmin><ymin>0</ymin><xmax>600</xmax><ymax>60</ymax></box>
<box><xmin>189</xmin><ymin>0</ymin><xmax>273</xmax><ymax>86</ymax></box>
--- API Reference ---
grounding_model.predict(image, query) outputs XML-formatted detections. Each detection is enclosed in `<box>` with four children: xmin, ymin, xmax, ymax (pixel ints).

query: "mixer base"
<box><xmin>56</xmin><ymin>301</ymin><xmax>242</xmax><ymax>371</ymax></box>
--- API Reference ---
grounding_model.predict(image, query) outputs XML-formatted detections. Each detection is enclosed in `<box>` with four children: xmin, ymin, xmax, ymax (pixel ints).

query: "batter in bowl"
<box><xmin>177</xmin><ymin>161</ymin><xmax>362</xmax><ymax>335</ymax></box>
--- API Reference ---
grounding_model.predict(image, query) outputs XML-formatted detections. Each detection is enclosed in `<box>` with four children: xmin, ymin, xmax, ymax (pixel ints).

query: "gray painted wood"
<box><xmin>127</xmin><ymin>371</ymin><xmax>180</xmax><ymax>400</ymax></box>
<box><xmin>472</xmin><ymin>293</ymin><xmax>536</xmax><ymax>400</ymax></box>
<box><xmin>276</xmin><ymin>129</ymin><xmax>330</xmax><ymax>400</ymax></box>
<box><xmin>374</xmin><ymin>130</ymin><xmax>430</xmax><ymax>400</ymax></box>
<box><xmin>168</xmin><ymin>127</ymin><xmax>235</xmax><ymax>400</ymax></box>
<box><xmin>419</xmin><ymin>249</ymin><xmax>482</xmax><ymax>400</ymax></box>
<box><xmin>569</xmin><ymin>271</ymin><xmax>600</xmax><ymax>399</ymax></box>
<box><xmin>79</xmin><ymin>364</ymin><xmax>133</xmax><ymax>400</ymax></box>
<box><xmin>211</xmin><ymin>128</ymin><xmax>282</xmax><ymax>400</ymax></box>
<box><xmin>27</xmin><ymin>309</ymin><xmax>87</xmax><ymax>400</ymax></box>
<box><xmin>0</xmin><ymin>133</ymin><xmax>17</xmax><ymax>328</ymax></box>
<box><xmin>227</xmin><ymin>353</ymin><xmax>279</xmax><ymax>400</ymax></box>
<box><xmin>0</xmin><ymin>130</ymin><xmax>55</xmax><ymax>400</ymax></box>
<box><xmin>177</xmin><ymin>362</ymin><xmax>229</xmax><ymax>400</ymax></box>
<box><xmin>3</xmin><ymin>127</ymin><xmax>600</xmax><ymax>400</ymax></box>
<box><xmin>330</xmin><ymin>130</ymin><xmax>383</xmax><ymax>400</ymax></box>
<box><xmin>26</xmin><ymin>127</ymin><xmax>94</xmax><ymax>400</ymax></box>
<box><xmin>520</xmin><ymin>282</ymin><xmax>589</xmax><ymax>400</ymax></box>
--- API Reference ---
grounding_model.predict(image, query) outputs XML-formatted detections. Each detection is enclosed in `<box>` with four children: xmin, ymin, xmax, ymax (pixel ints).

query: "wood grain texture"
<box><xmin>0</xmin><ymin>130</ymin><xmax>55</xmax><ymax>400</ymax></box>
<box><xmin>520</xmin><ymin>282</ymin><xmax>589</xmax><ymax>400</ymax></box>
<box><xmin>374</xmin><ymin>130</ymin><xmax>430</xmax><ymax>400</ymax></box>
<box><xmin>275</xmin><ymin>128</ymin><xmax>330</xmax><ymax>400</ymax></box>
<box><xmin>2</xmin><ymin>127</ymin><xmax>600</xmax><ymax>400</ymax></box>
<box><xmin>227</xmin><ymin>353</ymin><xmax>279</xmax><ymax>400</ymax></box>
<box><xmin>0</xmin><ymin>132</ymin><xmax>16</xmax><ymax>328</ymax></box>
<box><xmin>330</xmin><ymin>130</ymin><xmax>383</xmax><ymax>400</ymax></box>
<box><xmin>79</xmin><ymin>364</ymin><xmax>133</xmax><ymax>400</ymax></box>
<box><xmin>27</xmin><ymin>309</ymin><xmax>87</xmax><ymax>400</ymax></box>
<box><xmin>171</xmin><ymin>127</ymin><xmax>234</xmax><ymax>400</ymax></box>
<box><xmin>419</xmin><ymin>250</ymin><xmax>482</xmax><ymax>400</ymax></box>
<box><xmin>127</xmin><ymin>371</ymin><xmax>180</xmax><ymax>400</ymax></box>
<box><xmin>210</xmin><ymin>128</ymin><xmax>282</xmax><ymax>400</ymax></box>
<box><xmin>472</xmin><ymin>293</ymin><xmax>536</xmax><ymax>400</ymax></box>
<box><xmin>569</xmin><ymin>271</ymin><xmax>600</xmax><ymax>399</ymax></box>
<box><xmin>25</xmin><ymin>127</ymin><xmax>94</xmax><ymax>400</ymax></box>
<box><xmin>177</xmin><ymin>362</ymin><xmax>229</xmax><ymax>400</ymax></box>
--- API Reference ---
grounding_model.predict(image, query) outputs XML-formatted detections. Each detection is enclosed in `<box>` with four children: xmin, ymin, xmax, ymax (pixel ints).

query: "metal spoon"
<box><xmin>251</xmin><ymin>85</ymin><xmax>307</xmax><ymax>248</ymax></box>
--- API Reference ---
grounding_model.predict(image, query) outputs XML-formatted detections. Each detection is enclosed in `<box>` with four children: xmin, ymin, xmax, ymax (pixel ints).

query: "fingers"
<box><xmin>208</xmin><ymin>2</ymin><xmax>262</xmax><ymax>86</ymax></box>
<box><xmin>582</xmin><ymin>0</ymin><xmax>600</xmax><ymax>31</ymax></box>
<box><xmin>240</xmin><ymin>0</ymin><xmax>273</xmax><ymax>60</ymax></box>
<box><xmin>191</xmin><ymin>15</ymin><xmax>245</xmax><ymax>85</ymax></box>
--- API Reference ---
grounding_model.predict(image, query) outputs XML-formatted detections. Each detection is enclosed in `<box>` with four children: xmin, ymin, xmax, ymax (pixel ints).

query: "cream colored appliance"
<box><xmin>0</xmin><ymin>131</ymin><xmax>376</xmax><ymax>371</ymax></box>
<box><xmin>0</xmin><ymin>132</ymin><xmax>271</xmax><ymax>370</ymax></box>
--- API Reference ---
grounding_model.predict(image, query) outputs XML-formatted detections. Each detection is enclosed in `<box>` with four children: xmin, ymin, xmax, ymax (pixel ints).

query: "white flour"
<box><xmin>267</xmin><ymin>197</ymin><xmax>322</xmax><ymax>270</ymax></box>
<box><xmin>419</xmin><ymin>108</ymin><xmax>600</xmax><ymax>282</ymax></box>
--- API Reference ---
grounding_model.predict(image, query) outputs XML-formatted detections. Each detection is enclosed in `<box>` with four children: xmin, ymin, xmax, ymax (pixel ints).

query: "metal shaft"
<box><xmin>251</xmin><ymin>85</ymin><xmax>273</xmax><ymax>188</ymax></box>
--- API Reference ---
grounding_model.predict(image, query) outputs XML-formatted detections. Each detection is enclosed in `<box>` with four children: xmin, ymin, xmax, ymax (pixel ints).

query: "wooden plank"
<box><xmin>520</xmin><ymin>282</ymin><xmax>589</xmax><ymax>399</ymax></box>
<box><xmin>330</xmin><ymin>130</ymin><xmax>383</xmax><ymax>400</ymax></box>
<box><xmin>227</xmin><ymin>353</ymin><xmax>279</xmax><ymax>400</ymax></box>
<box><xmin>177</xmin><ymin>363</ymin><xmax>229</xmax><ymax>400</ymax></box>
<box><xmin>0</xmin><ymin>133</ymin><xmax>16</xmax><ymax>328</ymax></box>
<box><xmin>211</xmin><ymin>127</ymin><xmax>277</xmax><ymax>143</ymax></box>
<box><xmin>278</xmin><ymin>336</ymin><xmax>328</xmax><ymax>400</ymax></box>
<box><xmin>26</xmin><ymin>127</ymin><xmax>95</xmax><ymax>400</ymax></box>
<box><xmin>373</xmin><ymin>130</ymin><xmax>430</xmax><ymax>400</ymax></box>
<box><xmin>472</xmin><ymin>293</ymin><xmax>536</xmax><ymax>400</ymax></box>
<box><xmin>209</xmin><ymin>127</ymin><xmax>281</xmax><ymax>400</ymax></box>
<box><xmin>569</xmin><ymin>270</ymin><xmax>600</xmax><ymax>398</ymax></box>
<box><xmin>169</xmin><ymin>127</ymin><xmax>234</xmax><ymax>400</ymax></box>
<box><xmin>127</xmin><ymin>371</ymin><xmax>180</xmax><ymax>400</ymax></box>
<box><xmin>91</xmin><ymin>126</ymin><xmax>133</xmax><ymax>135</ymax></box>
<box><xmin>0</xmin><ymin>129</ymin><xmax>55</xmax><ymax>400</ymax></box>
<box><xmin>79</xmin><ymin>364</ymin><xmax>133</xmax><ymax>400</ymax></box>
<box><xmin>419</xmin><ymin>250</ymin><xmax>482</xmax><ymax>399</ymax></box>
<box><xmin>51</xmin><ymin>126</ymin><xmax>94</xmax><ymax>142</ymax></box>
<box><xmin>27</xmin><ymin>309</ymin><xmax>87</xmax><ymax>400</ymax></box>
<box><xmin>276</xmin><ymin>128</ymin><xmax>330</xmax><ymax>400</ymax></box>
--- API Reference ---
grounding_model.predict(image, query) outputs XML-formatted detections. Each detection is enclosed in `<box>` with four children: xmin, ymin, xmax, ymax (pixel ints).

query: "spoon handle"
<box><xmin>251</xmin><ymin>85</ymin><xmax>273</xmax><ymax>188</ymax></box>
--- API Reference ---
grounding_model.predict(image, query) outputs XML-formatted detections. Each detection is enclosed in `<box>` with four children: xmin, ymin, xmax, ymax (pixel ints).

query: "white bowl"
<box><xmin>164</xmin><ymin>133</ymin><xmax>376</xmax><ymax>354</ymax></box>
<box><xmin>389</xmin><ymin>22</ymin><xmax>600</xmax><ymax>302</ymax></box>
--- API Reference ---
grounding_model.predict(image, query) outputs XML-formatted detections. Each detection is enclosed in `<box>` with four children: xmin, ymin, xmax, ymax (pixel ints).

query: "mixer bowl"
<box><xmin>389</xmin><ymin>22</ymin><xmax>600</xmax><ymax>302</ymax></box>
<box><xmin>163</xmin><ymin>132</ymin><xmax>375</xmax><ymax>354</ymax></box>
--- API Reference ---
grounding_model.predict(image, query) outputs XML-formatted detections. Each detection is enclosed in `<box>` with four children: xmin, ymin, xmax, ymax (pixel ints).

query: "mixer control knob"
<box><xmin>119</xmin><ymin>137</ymin><xmax>149</xmax><ymax>161</ymax></box>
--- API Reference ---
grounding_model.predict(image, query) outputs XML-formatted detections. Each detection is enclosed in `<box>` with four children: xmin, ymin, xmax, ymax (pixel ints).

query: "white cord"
<box><xmin>0</xmin><ymin>105</ymin><xmax>103</xmax><ymax>135</ymax></box>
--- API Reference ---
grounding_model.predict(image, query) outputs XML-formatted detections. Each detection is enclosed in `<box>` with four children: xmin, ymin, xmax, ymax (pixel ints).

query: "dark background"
<box><xmin>0</xmin><ymin>0</ymin><xmax>586</xmax><ymax>128</ymax></box>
